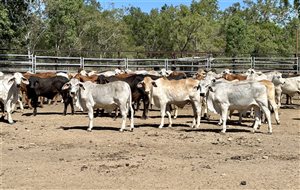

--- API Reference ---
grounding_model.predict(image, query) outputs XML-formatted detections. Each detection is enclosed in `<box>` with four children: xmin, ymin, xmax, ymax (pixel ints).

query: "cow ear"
<box><xmin>22</xmin><ymin>77</ymin><xmax>29</xmax><ymax>85</ymax></box>
<box><xmin>8</xmin><ymin>77</ymin><xmax>15</xmax><ymax>84</ymax></box>
<box><xmin>137</xmin><ymin>81</ymin><xmax>144</xmax><ymax>88</ymax></box>
<box><xmin>152</xmin><ymin>81</ymin><xmax>157</xmax><ymax>87</ymax></box>
<box><xmin>194</xmin><ymin>85</ymin><xmax>200</xmax><ymax>90</ymax></box>
<box><xmin>62</xmin><ymin>83</ymin><xmax>70</xmax><ymax>90</ymax></box>
<box><xmin>79</xmin><ymin>82</ymin><xmax>85</xmax><ymax>90</ymax></box>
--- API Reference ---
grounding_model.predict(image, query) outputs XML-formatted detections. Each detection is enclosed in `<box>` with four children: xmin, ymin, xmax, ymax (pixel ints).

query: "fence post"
<box><xmin>80</xmin><ymin>57</ymin><xmax>84</xmax><ymax>69</ymax></box>
<box><xmin>165</xmin><ymin>59</ymin><xmax>168</xmax><ymax>70</ymax></box>
<box><xmin>207</xmin><ymin>55</ymin><xmax>211</xmax><ymax>69</ymax></box>
<box><xmin>125</xmin><ymin>58</ymin><xmax>128</xmax><ymax>70</ymax></box>
<box><xmin>252</xmin><ymin>57</ymin><xmax>255</xmax><ymax>69</ymax></box>
<box><xmin>296</xmin><ymin>57</ymin><xmax>300</xmax><ymax>74</ymax></box>
<box><xmin>31</xmin><ymin>54</ymin><xmax>34</xmax><ymax>73</ymax></box>
<box><xmin>34</xmin><ymin>55</ymin><xmax>37</xmax><ymax>73</ymax></box>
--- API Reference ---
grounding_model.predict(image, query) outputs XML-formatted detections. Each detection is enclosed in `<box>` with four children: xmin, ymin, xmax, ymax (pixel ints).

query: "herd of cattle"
<box><xmin>0</xmin><ymin>67</ymin><xmax>299</xmax><ymax>134</ymax></box>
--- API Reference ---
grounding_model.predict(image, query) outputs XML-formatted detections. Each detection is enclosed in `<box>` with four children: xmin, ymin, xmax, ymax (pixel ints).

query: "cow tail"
<box><xmin>128</xmin><ymin>86</ymin><xmax>134</xmax><ymax>120</ymax></box>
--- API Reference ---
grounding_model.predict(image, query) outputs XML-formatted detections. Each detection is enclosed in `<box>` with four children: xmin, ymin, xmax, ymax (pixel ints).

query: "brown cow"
<box><xmin>223</xmin><ymin>73</ymin><xmax>247</xmax><ymax>81</ymax></box>
<box><xmin>73</xmin><ymin>73</ymin><xmax>99</xmax><ymax>83</ymax></box>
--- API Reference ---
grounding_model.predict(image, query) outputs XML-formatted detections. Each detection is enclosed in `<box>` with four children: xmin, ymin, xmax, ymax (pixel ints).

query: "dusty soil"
<box><xmin>1</xmin><ymin>99</ymin><xmax>300</xmax><ymax>189</ymax></box>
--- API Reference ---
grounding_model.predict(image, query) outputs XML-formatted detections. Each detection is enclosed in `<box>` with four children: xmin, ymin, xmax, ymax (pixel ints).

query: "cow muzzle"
<box><xmin>16</xmin><ymin>84</ymin><xmax>21</xmax><ymax>88</ymax></box>
<box><xmin>200</xmin><ymin>93</ymin><xmax>205</xmax><ymax>97</ymax></box>
<box><xmin>70</xmin><ymin>91</ymin><xmax>76</xmax><ymax>97</ymax></box>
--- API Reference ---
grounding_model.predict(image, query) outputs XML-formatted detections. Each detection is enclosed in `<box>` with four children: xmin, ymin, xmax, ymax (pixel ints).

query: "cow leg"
<box><xmin>173</xmin><ymin>105</ymin><xmax>178</xmax><ymax>119</ymax></box>
<box><xmin>238</xmin><ymin>112</ymin><xmax>243</xmax><ymax>125</ymax></box>
<box><xmin>0</xmin><ymin>102</ymin><xmax>4</xmax><ymax>116</ymax></box>
<box><xmin>26</xmin><ymin>96</ymin><xmax>33</xmax><ymax>109</ymax></box>
<box><xmin>31</xmin><ymin>97</ymin><xmax>38</xmax><ymax>116</ymax></box>
<box><xmin>141</xmin><ymin>95</ymin><xmax>149</xmax><ymax>119</ymax></box>
<box><xmin>220</xmin><ymin>105</ymin><xmax>229</xmax><ymax>133</ymax></box>
<box><xmin>158</xmin><ymin>103</ymin><xmax>166</xmax><ymax>128</ymax></box>
<box><xmin>218</xmin><ymin>118</ymin><xmax>223</xmax><ymax>126</ymax></box>
<box><xmin>119</xmin><ymin>105</ymin><xmax>127</xmax><ymax>132</ymax></box>
<box><xmin>202</xmin><ymin>97</ymin><xmax>209</xmax><ymax>120</ymax></box>
<box><xmin>63</xmin><ymin>102</ymin><xmax>68</xmax><ymax>116</ymax></box>
<box><xmin>6</xmin><ymin>100</ymin><xmax>14</xmax><ymax>124</ymax></box>
<box><xmin>269</xmin><ymin>99</ymin><xmax>280</xmax><ymax>125</ymax></box>
<box><xmin>166</xmin><ymin>104</ymin><xmax>172</xmax><ymax>127</ymax></box>
<box><xmin>70</xmin><ymin>98</ymin><xmax>74</xmax><ymax>115</ymax></box>
<box><xmin>87</xmin><ymin>105</ymin><xmax>94</xmax><ymax>132</ymax></box>
<box><xmin>275</xmin><ymin>91</ymin><xmax>281</xmax><ymax>108</ymax></box>
<box><xmin>252</xmin><ymin>106</ymin><xmax>261</xmax><ymax>133</ymax></box>
<box><xmin>190</xmin><ymin>101</ymin><xmax>201</xmax><ymax>128</ymax></box>
<box><xmin>39</xmin><ymin>97</ymin><xmax>44</xmax><ymax>108</ymax></box>
<box><xmin>260</xmin><ymin>104</ymin><xmax>272</xmax><ymax>134</ymax></box>
<box><xmin>129</xmin><ymin>102</ymin><xmax>134</xmax><ymax>131</ymax></box>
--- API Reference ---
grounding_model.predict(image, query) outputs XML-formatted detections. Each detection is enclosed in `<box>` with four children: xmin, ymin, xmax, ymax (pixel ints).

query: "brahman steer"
<box><xmin>0</xmin><ymin>72</ymin><xmax>29</xmax><ymax>124</ymax></box>
<box><xmin>204</xmin><ymin>80</ymin><xmax>272</xmax><ymax>134</ymax></box>
<box><xmin>62</xmin><ymin>78</ymin><xmax>134</xmax><ymax>132</ymax></box>
<box><xmin>138</xmin><ymin>77</ymin><xmax>202</xmax><ymax>129</ymax></box>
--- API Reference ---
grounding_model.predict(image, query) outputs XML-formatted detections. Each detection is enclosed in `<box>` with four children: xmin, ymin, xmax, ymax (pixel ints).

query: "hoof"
<box><xmin>87</xmin><ymin>129</ymin><xmax>92</xmax><ymax>132</ymax></box>
<box><xmin>158</xmin><ymin>126</ymin><xmax>163</xmax><ymax>129</ymax></box>
<box><xmin>276</xmin><ymin>121</ymin><xmax>280</xmax><ymax>125</ymax></box>
<box><xmin>220</xmin><ymin>131</ymin><xmax>226</xmax><ymax>135</ymax></box>
<box><xmin>119</xmin><ymin>129</ymin><xmax>124</xmax><ymax>132</ymax></box>
<box><xmin>129</xmin><ymin>128</ymin><xmax>134</xmax><ymax>132</ymax></box>
<box><xmin>267</xmin><ymin>132</ymin><xmax>272</xmax><ymax>135</ymax></box>
<box><xmin>8</xmin><ymin>121</ymin><xmax>15</xmax><ymax>125</ymax></box>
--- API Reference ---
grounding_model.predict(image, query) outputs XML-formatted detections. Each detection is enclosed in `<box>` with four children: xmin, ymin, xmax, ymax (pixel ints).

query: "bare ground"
<box><xmin>1</xmin><ymin>100</ymin><xmax>300</xmax><ymax>189</ymax></box>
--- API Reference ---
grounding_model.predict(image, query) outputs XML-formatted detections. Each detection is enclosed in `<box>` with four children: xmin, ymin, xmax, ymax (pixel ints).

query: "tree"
<box><xmin>225</xmin><ymin>15</ymin><xmax>252</xmax><ymax>56</ymax></box>
<box><xmin>44</xmin><ymin>0</ymin><xmax>83</xmax><ymax>55</ymax></box>
<box><xmin>0</xmin><ymin>3</ymin><xmax>13</xmax><ymax>50</ymax></box>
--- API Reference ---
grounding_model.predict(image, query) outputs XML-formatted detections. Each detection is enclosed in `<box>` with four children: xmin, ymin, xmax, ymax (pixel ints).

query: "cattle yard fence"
<box><xmin>0</xmin><ymin>54</ymin><xmax>299</xmax><ymax>74</ymax></box>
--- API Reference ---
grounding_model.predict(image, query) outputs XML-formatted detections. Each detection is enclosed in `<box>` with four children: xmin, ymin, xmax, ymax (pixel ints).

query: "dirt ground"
<box><xmin>1</xmin><ymin>99</ymin><xmax>300</xmax><ymax>189</ymax></box>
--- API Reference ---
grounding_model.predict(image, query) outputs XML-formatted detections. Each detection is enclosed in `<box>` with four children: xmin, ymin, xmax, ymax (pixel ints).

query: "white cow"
<box><xmin>280</xmin><ymin>76</ymin><xmax>300</xmax><ymax>105</ymax></box>
<box><xmin>204</xmin><ymin>80</ymin><xmax>272</xmax><ymax>134</ymax></box>
<box><xmin>138</xmin><ymin>77</ymin><xmax>202</xmax><ymax>129</ymax></box>
<box><xmin>0</xmin><ymin>72</ymin><xmax>29</xmax><ymax>124</ymax></box>
<box><xmin>62</xmin><ymin>78</ymin><xmax>134</xmax><ymax>132</ymax></box>
<box><xmin>0</xmin><ymin>71</ymin><xmax>4</xmax><ymax>79</ymax></box>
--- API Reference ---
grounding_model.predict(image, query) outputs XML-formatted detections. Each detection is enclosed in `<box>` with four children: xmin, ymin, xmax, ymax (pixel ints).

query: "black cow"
<box><xmin>27</xmin><ymin>76</ymin><xmax>74</xmax><ymax>116</ymax></box>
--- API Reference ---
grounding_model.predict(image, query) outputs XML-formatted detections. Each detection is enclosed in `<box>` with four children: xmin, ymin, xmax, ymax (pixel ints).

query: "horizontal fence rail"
<box><xmin>0</xmin><ymin>54</ymin><xmax>299</xmax><ymax>74</ymax></box>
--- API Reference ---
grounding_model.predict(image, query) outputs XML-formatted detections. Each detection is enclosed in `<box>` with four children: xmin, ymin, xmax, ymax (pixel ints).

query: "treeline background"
<box><xmin>0</xmin><ymin>0</ymin><xmax>299</xmax><ymax>58</ymax></box>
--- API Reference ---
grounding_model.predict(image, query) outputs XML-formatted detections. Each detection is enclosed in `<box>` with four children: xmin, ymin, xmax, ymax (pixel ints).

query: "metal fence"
<box><xmin>0</xmin><ymin>54</ymin><xmax>299</xmax><ymax>74</ymax></box>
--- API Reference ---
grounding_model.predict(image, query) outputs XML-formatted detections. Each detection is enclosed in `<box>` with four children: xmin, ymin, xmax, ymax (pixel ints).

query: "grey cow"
<box><xmin>203</xmin><ymin>80</ymin><xmax>272</xmax><ymax>134</ymax></box>
<box><xmin>62</xmin><ymin>78</ymin><xmax>134</xmax><ymax>132</ymax></box>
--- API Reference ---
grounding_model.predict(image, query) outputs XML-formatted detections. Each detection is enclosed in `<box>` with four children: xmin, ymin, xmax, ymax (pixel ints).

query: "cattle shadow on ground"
<box><xmin>293</xmin><ymin>118</ymin><xmax>300</xmax><ymax>121</ymax></box>
<box><xmin>186</xmin><ymin>119</ymin><xmax>253</xmax><ymax>128</ymax></box>
<box><xmin>146</xmin><ymin>115</ymin><xmax>195</xmax><ymax>119</ymax></box>
<box><xmin>22</xmin><ymin>112</ymin><xmax>79</xmax><ymax>116</ymax></box>
<box><xmin>280</xmin><ymin>105</ymin><xmax>299</xmax><ymax>109</ymax></box>
<box><xmin>134</xmin><ymin>123</ymin><xmax>191</xmax><ymax>129</ymax></box>
<box><xmin>182</xmin><ymin>128</ymin><xmax>252</xmax><ymax>133</ymax></box>
<box><xmin>59</xmin><ymin>126</ymin><xmax>120</xmax><ymax>131</ymax></box>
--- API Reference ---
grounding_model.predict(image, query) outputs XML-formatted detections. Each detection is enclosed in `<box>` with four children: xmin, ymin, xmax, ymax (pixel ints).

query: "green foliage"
<box><xmin>1</xmin><ymin>0</ymin><xmax>299</xmax><ymax>57</ymax></box>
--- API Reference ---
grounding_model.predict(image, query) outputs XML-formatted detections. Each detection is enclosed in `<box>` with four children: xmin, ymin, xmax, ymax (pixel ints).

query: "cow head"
<box><xmin>62</xmin><ymin>78</ymin><xmax>84</xmax><ymax>97</ymax></box>
<box><xmin>272</xmin><ymin>74</ymin><xmax>285</xmax><ymax>85</ymax></box>
<box><xmin>137</xmin><ymin>76</ymin><xmax>154</xmax><ymax>95</ymax></box>
<box><xmin>246</xmin><ymin>68</ymin><xmax>256</xmax><ymax>75</ymax></box>
<box><xmin>198</xmin><ymin>75</ymin><xmax>217</xmax><ymax>96</ymax></box>
<box><xmin>8</xmin><ymin>72</ymin><xmax>29</xmax><ymax>88</ymax></box>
